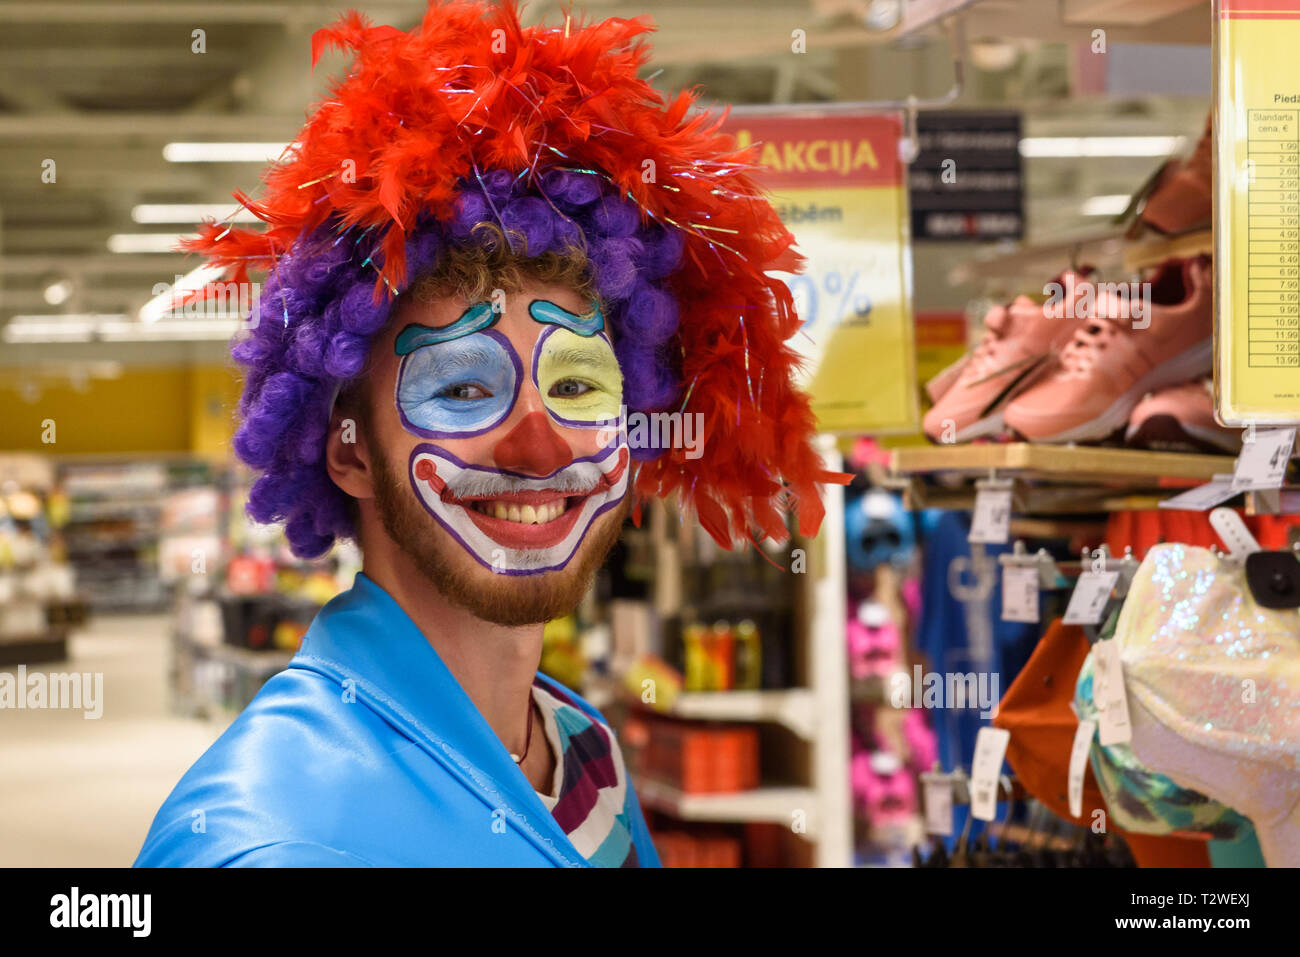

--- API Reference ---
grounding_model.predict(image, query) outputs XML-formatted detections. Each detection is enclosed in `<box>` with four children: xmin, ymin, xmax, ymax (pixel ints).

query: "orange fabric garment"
<box><xmin>1106</xmin><ymin>509</ymin><xmax>1300</xmax><ymax>559</ymax></box>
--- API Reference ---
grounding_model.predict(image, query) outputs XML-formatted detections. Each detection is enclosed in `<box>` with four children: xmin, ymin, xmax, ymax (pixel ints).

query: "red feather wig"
<box><xmin>190</xmin><ymin>0</ymin><xmax>849</xmax><ymax>548</ymax></box>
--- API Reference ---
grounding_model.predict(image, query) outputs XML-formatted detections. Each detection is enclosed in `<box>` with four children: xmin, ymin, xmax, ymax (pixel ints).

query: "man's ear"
<box><xmin>325</xmin><ymin>402</ymin><xmax>374</xmax><ymax>501</ymax></box>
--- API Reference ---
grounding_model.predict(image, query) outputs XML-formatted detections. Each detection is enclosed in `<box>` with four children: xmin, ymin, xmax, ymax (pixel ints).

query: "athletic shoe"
<box><xmin>922</xmin><ymin>272</ymin><xmax>1092</xmax><ymax>443</ymax></box>
<box><xmin>1125</xmin><ymin>379</ymin><xmax>1242</xmax><ymax>454</ymax></box>
<box><xmin>924</xmin><ymin>353</ymin><xmax>968</xmax><ymax>404</ymax></box>
<box><xmin>1003</xmin><ymin>257</ymin><xmax>1213</xmax><ymax>444</ymax></box>
<box><xmin>1125</xmin><ymin>113</ymin><xmax>1212</xmax><ymax>239</ymax></box>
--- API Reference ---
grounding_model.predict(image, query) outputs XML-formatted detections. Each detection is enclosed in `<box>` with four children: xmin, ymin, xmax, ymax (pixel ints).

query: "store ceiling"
<box><xmin>0</xmin><ymin>0</ymin><xmax>1211</xmax><ymax>364</ymax></box>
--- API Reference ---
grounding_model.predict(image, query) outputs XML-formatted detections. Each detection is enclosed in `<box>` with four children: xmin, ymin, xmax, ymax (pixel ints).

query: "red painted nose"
<box><xmin>493</xmin><ymin>411</ymin><xmax>573</xmax><ymax>476</ymax></box>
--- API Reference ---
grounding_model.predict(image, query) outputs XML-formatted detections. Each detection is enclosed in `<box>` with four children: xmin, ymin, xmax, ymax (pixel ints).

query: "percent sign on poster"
<box><xmin>725</xmin><ymin>109</ymin><xmax>918</xmax><ymax>435</ymax></box>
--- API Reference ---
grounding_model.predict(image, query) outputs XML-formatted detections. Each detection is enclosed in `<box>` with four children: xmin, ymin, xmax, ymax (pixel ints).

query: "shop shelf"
<box><xmin>891</xmin><ymin>443</ymin><xmax>1231</xmax><ymax>482</ymax></box>
<box><xmin>891</xmin><ymin>443</ymin><xmax>1239</xmax><ymax>514</ymax></box>
<box><xmin>636</xmin><ymin>689</ymin><xmax>818</xmax><ymax>740</ymax></box>
<box><xmin>633</xmin><ymin>777</ymin><xmax>819</xmax><ymax>837</ymax></box>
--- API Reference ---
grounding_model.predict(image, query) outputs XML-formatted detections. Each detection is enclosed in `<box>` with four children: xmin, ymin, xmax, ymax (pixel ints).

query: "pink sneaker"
<box><xmin>922</xmin><ymin>273</ymin><xmax>1091</xmax><ymax>443</ymax></box>
<box><xmin>1126</xmin><ymin>379</ymin><xmax>1242</xmax><ymax>454</ymax></box>
<box><xmin>1003</xmin><ymin>257</ymin><xmax>1212</xmax><ymax>444</ymax></box>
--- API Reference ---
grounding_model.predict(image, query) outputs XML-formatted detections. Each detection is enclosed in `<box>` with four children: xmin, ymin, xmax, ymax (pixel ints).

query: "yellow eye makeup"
<box><xmin>533</xmin><ymin>326</ymin><xmax>623</xmax><ymax>426</ymax></box>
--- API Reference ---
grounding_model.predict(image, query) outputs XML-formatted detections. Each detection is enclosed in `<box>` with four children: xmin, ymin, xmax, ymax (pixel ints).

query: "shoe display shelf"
<box><xmin>948</xmin><ymin>228</ymin><xmax>1214</xmax><ymax>291</ymax></box>
<box><xmin>888</xmin><ymin>442</ymin><xmax>1237</xmax><ymax>514</ymax></box>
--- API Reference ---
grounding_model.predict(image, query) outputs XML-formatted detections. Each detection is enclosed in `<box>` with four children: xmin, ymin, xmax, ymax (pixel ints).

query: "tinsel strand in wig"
<box><xmin>191</xmin><ymin>0</ymin><xmax>849</xmax><ymax>556</ymax></box>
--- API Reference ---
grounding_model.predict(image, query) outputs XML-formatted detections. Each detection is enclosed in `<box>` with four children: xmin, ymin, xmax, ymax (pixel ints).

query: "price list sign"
<box><xmin>1246</xmin><ymin>110</ymin><xmax>1300</xmax><ymax>369</ymax></box>
<box><xmin>1216</xmin><ymin>1</ymin><xmax>1300</xmax><ymax>424</ymax></box>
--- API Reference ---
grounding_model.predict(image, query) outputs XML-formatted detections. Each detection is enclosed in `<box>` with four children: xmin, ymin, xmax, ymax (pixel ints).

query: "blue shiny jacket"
<box><xmin>135</xmin><ymin>573</ymin><xmax>661</xmax><ymax>867</ymax></box>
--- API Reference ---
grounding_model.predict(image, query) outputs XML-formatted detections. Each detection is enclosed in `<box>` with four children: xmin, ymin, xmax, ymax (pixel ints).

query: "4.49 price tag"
<box><xmin>1232</xmin><ymin>427</ymin><xmax>1295</xmax><ymax>491</ymax></box>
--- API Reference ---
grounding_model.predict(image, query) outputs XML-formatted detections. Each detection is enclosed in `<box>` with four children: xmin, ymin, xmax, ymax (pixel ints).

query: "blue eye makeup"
<box><xmin>395</xmin><ymin>329</ymin><xmax>521</xmax><ymax>438</ymax></box>
<box><xmin>395</xmin><ymin>302</ymin><xmax>498</xmax><ymax>355</ymax></box>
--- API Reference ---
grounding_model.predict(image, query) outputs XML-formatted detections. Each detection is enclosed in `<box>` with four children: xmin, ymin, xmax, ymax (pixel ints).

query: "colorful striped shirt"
<box><xmin>531</xmin><ymin>681</ymin><xmax>640</xmax><ymax>867</ymax></box>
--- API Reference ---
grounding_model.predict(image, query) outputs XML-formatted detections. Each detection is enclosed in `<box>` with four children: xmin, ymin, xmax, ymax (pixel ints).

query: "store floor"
<box><xmin>0</xmin><ymin>614</ymin><xmax>230</xmax><ymax>867</ymax></box>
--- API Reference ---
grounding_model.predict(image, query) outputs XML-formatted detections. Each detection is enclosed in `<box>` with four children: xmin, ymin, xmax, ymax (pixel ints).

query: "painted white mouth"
<box><xmin>409</xmin><ymin>437</ymin><xmax>629</xmax><ymax>574</ymax></box>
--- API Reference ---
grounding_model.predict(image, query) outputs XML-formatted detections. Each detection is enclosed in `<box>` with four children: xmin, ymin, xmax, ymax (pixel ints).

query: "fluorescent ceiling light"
<box><xmin>132</xmin><ymin>204</ymin><xmax>260</xmax><ymax>224</ymax></box>
<box><xmin>1081</xmin><ymin>194</ymin><xmax>1132</xmax><ymax>216</ymax></box>
<box><xmin>1019</xmin><ymin>136</ymin><xmax>1185</xmax><ymax>158</ymax></box>
<box><xmin>4</xmin><ymin>313</ymin><xmax>242</xmax><ymax>343</ymax></box>
<box><xmin>107</xmin><ymin>233</ymin><xmax>195</xmax><ymax>254</ymax></box>
<box><xmin>4</xmin><ymin>314</ymin><xmax>125</xmax><ymax>343</ymax></box>
<box><xmin>163</xmin><ymin>142</ymin><xmax>290</xmax><ymax>163</ymax></box>
<box><xmin>99</xmin><ymin>318</ymin><xmax>243</xmax><ymax>341</ymax></box>
<box><xmin>138</xmin><ymin>263</ymin><xmax>228</xmax><ymax>324</ymax></box>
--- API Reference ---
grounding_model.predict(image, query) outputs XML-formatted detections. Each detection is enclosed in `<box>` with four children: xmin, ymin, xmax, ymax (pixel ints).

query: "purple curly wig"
<box><xmin>231</xmin><ymin>168</ymin><xmax>685</xmax><ymax>558</ymax></box>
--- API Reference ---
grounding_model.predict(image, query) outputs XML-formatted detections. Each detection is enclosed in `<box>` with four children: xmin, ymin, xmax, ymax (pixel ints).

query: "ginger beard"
<box><xmin>364</xmin><ymin>288</ymin><xmax>632</xmax><ymax>627</ymax></box>
<box><xmin>369</xmin><ymin>439</ymin><xmax>629</xmax><ymax>626</ymax></box>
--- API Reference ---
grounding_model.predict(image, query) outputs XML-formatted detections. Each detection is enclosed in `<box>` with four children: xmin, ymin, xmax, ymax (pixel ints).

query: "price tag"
<box><xmin>1232</xmin><ymin>427</ymin><xmax>1296</xmax><ymax>491</ymax></box>
<box><xmin>1159</xmin><ymin>474</ymin><xmax>1238</xmax><ymax>511</ymax></box>
<box><xmin>1093</xmin><ymin>640</ymin><xmax>1132</xmax><ymax>746</ymax></box>
<box><xmin>969</xmin><ymin>486</ymin><xmax>1012</xmax><ymax>544</ymax></box>
<box><xmin>923</xmin><ymin>778</ymin><xmax>954</xmax><ymax>836</ymax></box>
<box><xmin>1000</xmin><ymin>565</ymin><xmax>1039</xmax><ymax>623</ymax></box>
<box><xmin>969</xmin><ymin>727</ymin><xmax>1010</xmax><ymax>822</ymax></box>
<box><xmin>1062</xmin><ymin>570</ymin><xmax>1119</xmax><ymax>625</ymax></box>
<box><xmin>1068</xmin><ymin>719</ymin><xmax>1096</xmax><ymax>819</ymax></box>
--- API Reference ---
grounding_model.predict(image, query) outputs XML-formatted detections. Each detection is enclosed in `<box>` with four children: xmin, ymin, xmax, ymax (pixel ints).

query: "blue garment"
<box><xmin>135</xmin><ymin>573</ymin><xmax>661</xmax><ymax>867</ymax></box>
<box><xmin>915</xmin><ymin>509</ymin><xmax>1040</xmax><ymax>773</ymax></box>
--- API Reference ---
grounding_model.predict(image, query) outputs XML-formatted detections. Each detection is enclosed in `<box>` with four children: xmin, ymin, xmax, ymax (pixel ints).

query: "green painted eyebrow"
<box><xmin>394</xmin><ymin>302</ymin><xmax>497</xmax><ymax>355</ymax></box>
<box><xmin>528</xmin><ymin>299</ymin><xmax>604</xmax><ymax>336</ymax></box>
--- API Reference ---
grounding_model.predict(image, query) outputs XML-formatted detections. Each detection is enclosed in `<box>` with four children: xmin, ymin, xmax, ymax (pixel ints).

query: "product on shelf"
<box><xmin>732</xmin><ymin>619</ymin><xmax>762</xmax><ymax>691</ymax></box>
<box><xmin>651</xmin><ymin>829</ymin><xmax>743</xmax><ymax>868</ymax></box>
<box><xmin>640</xmin><ymin>717</ymin><xmax>759</xmax><ymax>794</ymax></box>
<box><xmin>993</xmin><ymin>618</ymin><xmax>1106</xmax><ymax>824</ymax></box>
<box><xmin>1127</xmin><ymin>112</ymin><xmax>1213</xmax><ymax>240</ymax></box>
<box><xmin>847</xmin><ymin>601</ymin><xmax>901</xmax><ymax>680</ymax></box>
<box><xmin>922</xmin><ymin>271</ymin><xmax>1092</xmax><ymax>443</ymax></box>
<box><xmin>1074</xmin><ymin>616</ymin><xmax>1253</xmax><ymax>841</ymax></box>
<box><xmin>621</xmin><ymin>654</ymin><xmax>683</xmax><ymax>711</ymax></box>
<box><xmin>1003</xmin><ymin>256</ymin><xmax>1212</xmax><ymax>444</ymax></box>
<box><xmin>1124</xmin><ymin>378</ymin><xmax>1243</xmax><ymax>454</ymax></box>
<box><xmin>679</xmin><ymin>616</ymin><xmax>768</xmax><ymax>692</ymax></box>
<box><xmin>1115</xmin><ymin>543</ymin><xmax>1300</xmax><ymax>867</ymax></box>
<box><xmin>0</xmin><ymin>478</ymin><xmax>80</xmax><ymax>662</ymax></box>
<box><xmin>845</xmin><ymin>488</ymin><xmax>915</xmax><ymax>573</ymax></box>
<box><xmin>851</xmin><ymin>750</ymin><xmax>918</xmax><ymax>831</ymax></box>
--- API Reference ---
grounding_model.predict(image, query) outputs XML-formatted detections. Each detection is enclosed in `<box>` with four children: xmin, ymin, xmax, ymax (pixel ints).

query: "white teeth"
<box><xmin>468</xmin><ymin>500</ymin><xmax>567</xmax><ymax>523</ymax></box>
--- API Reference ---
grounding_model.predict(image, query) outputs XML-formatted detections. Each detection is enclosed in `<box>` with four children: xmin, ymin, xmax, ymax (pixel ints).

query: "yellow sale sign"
<box><xmin>725</xmin><ymin>110</ymin><xmax>918</xmax><ymax>434</ymax></box>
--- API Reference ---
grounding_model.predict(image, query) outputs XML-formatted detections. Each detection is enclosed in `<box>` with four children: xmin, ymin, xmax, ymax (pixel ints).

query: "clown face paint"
<box><xmin>393</xmin><ymin>298</ymin><xmax>628</xmax><ymax>574</ymax></box>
